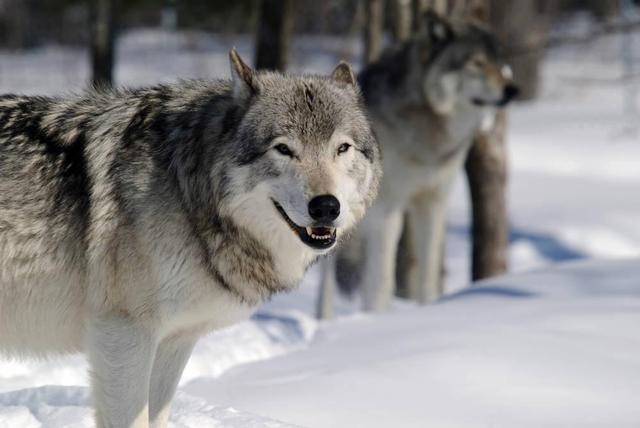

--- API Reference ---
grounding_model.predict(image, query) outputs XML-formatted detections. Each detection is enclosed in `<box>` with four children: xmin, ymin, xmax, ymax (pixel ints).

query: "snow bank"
<box><xmin>4</xmin><ymin>260</ymin><xmax>638</xmax><ymax>427</ymax></box>
<box><xmin>0</xmin><ymin>309</ymin><xmax>315</xmax><ymax>427</ymax></box>
<box><xmin>185</xmin><ymin>259</ymin><xmax>640</xmax><ymax>428</ymax></box>
<box><xmin>0</xmin><ymin>386</ymin><xmax>298</xmax><ymax>427</ymax></box>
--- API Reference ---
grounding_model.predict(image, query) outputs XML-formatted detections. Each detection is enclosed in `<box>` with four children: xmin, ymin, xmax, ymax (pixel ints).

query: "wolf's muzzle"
<box><xmin>498</xmin><ymin>84</ymin><xmax>519</xmax><ymax>107</ymax></box>
<box><xmin>272</xmin><ymin>199</ymin><xmax>337</xmax><ymax>250</ymax></box>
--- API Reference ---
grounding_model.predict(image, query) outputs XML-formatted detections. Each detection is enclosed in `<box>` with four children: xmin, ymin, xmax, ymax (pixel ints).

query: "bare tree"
<box><xmin>465</xmin><ymin>111</ymin><xmax>509</xmax><ymax>280</ymax></box>
<box><xmin>433</xmin><ymin>0</ymin><xmax>449</xmax><ymax>14</ymax></box>
<box><xmin>255</xmin><ymin>0</ymin><xmax>294</xmax><ymax>71</ymax></box>
<box><xmin>0</xmin><ymin>0</ymin><xmax>38</xmax><ymax>49</ymax></box>
<box><xmin>364</xmin><ymin>0</ymin><xmax>385</xmax><ymax>64</ymax></box>
<box><xmin>392</xmin><ymin>0</ymin><xmax>413</xmax><ymax>42</ymax></box>
<box><xmin>90</xmin><ymin>0</ymin><xmax>117</xmax><ymax>87</ymax></box>
<box><xmin>490</xmin><ymin>0</ymin><xmax>549</xmax><ymax>100</ymax></box>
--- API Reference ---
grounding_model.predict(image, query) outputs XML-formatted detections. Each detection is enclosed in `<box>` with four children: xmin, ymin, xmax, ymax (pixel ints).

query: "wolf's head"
<box><xmin>218</xmin><ymin>50</ymin><xmax>381</xmax><ymax>261</ymax></box>
<box><xmin>413</xmin><ymin>12</ymin><xmax>518</xmax><ymax>115</ymax></box>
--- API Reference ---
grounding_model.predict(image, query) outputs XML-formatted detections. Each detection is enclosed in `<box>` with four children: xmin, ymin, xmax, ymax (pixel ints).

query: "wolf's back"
<box><xmin>0</xmin><ymin>95</ymin><xmax>92</xmax><ymax>252</ymax></box>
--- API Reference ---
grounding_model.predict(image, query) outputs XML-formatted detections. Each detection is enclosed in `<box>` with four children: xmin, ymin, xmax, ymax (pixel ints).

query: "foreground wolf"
<box><xmin>324</xmin><ymin>13</ymin><xmax>517</xmax><ymax>312</ymax></box>
<box><xmin>0</xmin><ymin>49</ymin><xmax>381</xmax><ymax>427</ymax></box>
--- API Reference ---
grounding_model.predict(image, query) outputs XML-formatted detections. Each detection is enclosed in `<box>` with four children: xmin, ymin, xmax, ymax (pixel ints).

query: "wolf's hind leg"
<box><xmin>149</xmin><ymin>333</ymin><xmax>199</xmax><ymax>428</ymax></box>
<box><xmin>87</xmin><ymin>316</ymin><xmax>157</xmax><ymax>428</ymax></box>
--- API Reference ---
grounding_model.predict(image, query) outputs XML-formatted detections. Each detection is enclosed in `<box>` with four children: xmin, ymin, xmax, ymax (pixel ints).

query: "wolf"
<box><xmin>0</xmin><ymin>49</ymin><xmax>381</xmax><ymax>427</ymax></box>
<box><xmin>321</xmin><ymin>12</ymin><xmax>517</xmax><ymax>312</ymax></box>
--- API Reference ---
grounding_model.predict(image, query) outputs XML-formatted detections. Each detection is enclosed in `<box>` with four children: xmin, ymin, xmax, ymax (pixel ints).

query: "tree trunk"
<box><xmin>412</xmin><ymin>0</ymin><xmax>431</xmax><ymax>32</ymax></box>
<box><xmin>463</xmin><ymin>0</ymin><xmax>551</xmax><ymax>281</ymax></box>
<box><xmin>0</xmin><ymin>0</ymin><xmax>38</xmax><ymax>49</ymax></box>
<box><xmin>90</xmin><ymin>0</ymin><xmax>116</xmax><ymax>87</ymax></box>
<box><xmin>363</xmin><ymin>0</ymin><xmax>385</xmax><ymax>64</ymax></box>
<box><xmin>431</xmin><ymin>0</ymin><xmax>449</xmax><ymax>15</ymax></box>
<box><xmin>90</xmin><ymin>0</ymin><xmax>116</xmax><ymax>88</ymax></box>
<box><xmin>255</xmin><ymin>0</ymin><xmax>294</xmax><ymax>71</ymax></box>
<box><xmin>465</xmin><ymin>110</ymin><xmax>509</xmax><ymax>280</ymax></box>
<box><xmin>488</xmin><ymin>0</ymin><xmax>546</xmax><ymax>100</ymax></box>
<box><xmin>393</xmin><ymin>0</ymin><xmax>413</xmax><ymax>42</ymax></box>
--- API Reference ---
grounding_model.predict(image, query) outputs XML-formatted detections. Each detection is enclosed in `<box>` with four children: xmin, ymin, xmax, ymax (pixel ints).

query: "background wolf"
<box><xmin>326</xmin><ymin>12</ymin><xmax>517</xmax><ymax>312</ymax></box>
<box><xmin>0</xmin><ymin>49</ymin><xmax>381</xmax><ymax>427</ymax></box>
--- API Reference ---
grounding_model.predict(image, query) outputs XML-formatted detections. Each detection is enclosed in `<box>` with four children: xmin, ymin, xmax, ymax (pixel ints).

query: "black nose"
<box><xmin>308</xmin><ymin>194</ymin><xmax>340</xmax><ymax>222</ymax></box>
<box><xmin>501</xmin><ymin>84</ymin><xmax>519</xmax><ymax>105</ymax></box>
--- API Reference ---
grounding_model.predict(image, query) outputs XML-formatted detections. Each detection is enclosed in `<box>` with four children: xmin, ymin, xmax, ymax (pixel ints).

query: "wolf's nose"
<box><xmin>308</xmin><ymin>195</ymin><xmax>340</xmax><ymax>222</ymax></box>
<box><xmin>503</xmin><ymin>84</ymin><xmax>519</xmax><ymax>102</ymax></box>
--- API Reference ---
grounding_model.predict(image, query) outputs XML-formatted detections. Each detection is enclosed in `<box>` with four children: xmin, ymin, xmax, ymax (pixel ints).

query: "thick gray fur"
<box><xmin>0</xmin><ymin>50</ymin><xmax>381</xmax><ymax>427</ymax></box>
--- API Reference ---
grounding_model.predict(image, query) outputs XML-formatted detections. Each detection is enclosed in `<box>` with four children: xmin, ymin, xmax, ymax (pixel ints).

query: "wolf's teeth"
<box><xmin>306</xmin><ymin>227</ymin><xmax>336</xmax><ymax>241</ymax></box>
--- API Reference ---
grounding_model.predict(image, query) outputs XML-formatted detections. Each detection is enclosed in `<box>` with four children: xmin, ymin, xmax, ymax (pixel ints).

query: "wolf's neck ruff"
<box><xmin>207</xmin><ymin>215</ymin><xmax>296</xmax><ymax>305</ymax></box>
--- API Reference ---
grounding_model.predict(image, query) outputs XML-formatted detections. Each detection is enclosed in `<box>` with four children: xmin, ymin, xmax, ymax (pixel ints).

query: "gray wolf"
<box><xmin>322</xmin><ymin>12</ymin><xmax>517</xmax><ymax>311</ymax></box>
<box><xmin>0</xmin><ymin>49</ymin><xmax>381</xmax><ymax>427</ymax></box>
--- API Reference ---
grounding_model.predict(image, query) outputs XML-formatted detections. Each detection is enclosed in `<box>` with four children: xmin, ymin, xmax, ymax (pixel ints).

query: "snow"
<box><xmin>0</xmin><ymin>387</ymin><xmax>298</xmax><ymax>427</ymax></box>
<box><xmin>1</xmin><ymin>27</ymin><xmax>640</xmax><ymax>427</ymax></box>
<box><xmin>185</xmin><ymin>259</ymin><xmax>640</xmax><ymax>428</ymax></box>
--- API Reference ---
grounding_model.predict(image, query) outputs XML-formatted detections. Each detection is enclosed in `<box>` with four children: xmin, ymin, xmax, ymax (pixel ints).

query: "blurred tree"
<box><xmin>560</xmin><ymin>0</ymin><xmax>619</xmax><ymax>19</ymax></box>
<box><xmin>364</xmin><ymin>0</ymin><xmax>385</xmax><ymax>64</ymax></box>
<box><xmin>175</xmin><ymin>0</ymin><xmax>256</xmax><ymax>32</ymax></box>
<box><xmin>465</xmin><ymin>111</ymin><xmax>509</xmax><ymax>281</ymax></box>
<box><xmin>392</xmin><ymin>0</ymin><xmax>412</xmax><ymax>41</ymax></box>
<box><xmin>0</xmin><ymin>0</ymin><xmax>38</xmax><ymax>48</ymax></box>
<box><xmin>491</xmin><ymin>0</ymin><xmax>551</xmax><ymax>101</ymax></box>
<box><xmin>161</xmin><ymin>0</ymin><xmax>177</xmax><ymax>31</ymax></box>
<box><xmin>255</xmin><ymin>0</ymin><xmax>294</xmax><ymax>71</ymax></box>
<box><xmin>411</xmin><ymin>0</ymin><xmax>430</xmax><ymax>32</ymax></box>
<box><xmin>90</xmin><ymin>0</ymin><xmax>117</xmax><ymax>87</ymax></box>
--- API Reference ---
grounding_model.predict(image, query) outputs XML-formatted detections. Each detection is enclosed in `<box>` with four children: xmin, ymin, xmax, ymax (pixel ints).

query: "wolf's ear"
<box><xmin>229</xmin><ymin>48</ymin><xmax>257</xmax><ymax>99</ymax></box>
<box><xmin>424</xmin><ymin>10</ymin><xmax>454</xmax><ymax>44</ymax></box>
<box><xmin>330</xmin><ymin>61</ymin><xmax>356</xmax><ymax>87</ymax></box>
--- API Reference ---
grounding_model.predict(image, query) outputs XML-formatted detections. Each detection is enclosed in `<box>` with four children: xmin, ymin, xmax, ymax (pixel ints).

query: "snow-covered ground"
<box><xmin>1</xmin><ymin>28</ymin><xmax>639</xmax><ymax>427</ymax></box>
<box><xmin>185</xmin><ymin>259</ymin><xmax>640</xmax><ymax>428</ymax></box>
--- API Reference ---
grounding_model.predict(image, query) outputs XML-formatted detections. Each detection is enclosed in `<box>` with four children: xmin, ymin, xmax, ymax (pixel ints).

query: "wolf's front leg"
<box><xmin>361</xmin><ymin>208</ymin><xmax>404</xmax><ymax>312</ymax></box>
<box><xmin>87</xmin><ymin>317</ymin><xmax>158</xmax><ymax>428</ymax></box>
<box><xmin>149</xmin><ymin>333</ymin><xmax>199</xmax><ymax>428</ymax></box>
<box><xmin>408</xmin><ymin>190</ymin><xmax>448</xmax><ymax>304</ymax></box>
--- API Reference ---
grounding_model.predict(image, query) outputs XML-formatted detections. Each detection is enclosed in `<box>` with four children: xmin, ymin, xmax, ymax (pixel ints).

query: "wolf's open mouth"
<box><xmin>473</xmin><ymin>97</ymin><xmax>508</xmax><ymax>108</ymax></box>
<box><xmin>471</xmin><ymin>97</ymin><xmax>487</xmax><ymax>106</ymax></box>
<box><xmin>272</xmin><ymin>200</ymin><xmax>337</xmax><ymax>250</ymax></box>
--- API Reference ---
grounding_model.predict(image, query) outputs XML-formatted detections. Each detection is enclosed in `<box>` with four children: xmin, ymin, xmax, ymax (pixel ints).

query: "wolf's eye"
<box><xmin>470</xmin><ymin>58</ymin><xmax>486</xmax><ymax>69</ymax></box>
<box><xmin>337</xmin><ymin>143</ymin><xmax>351</xmax><ymax>155</ymax></box>
<box><xmin>274</xmin><ymin>143</ymin><xmax>294</xmax><ymax>157</ymax></box>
